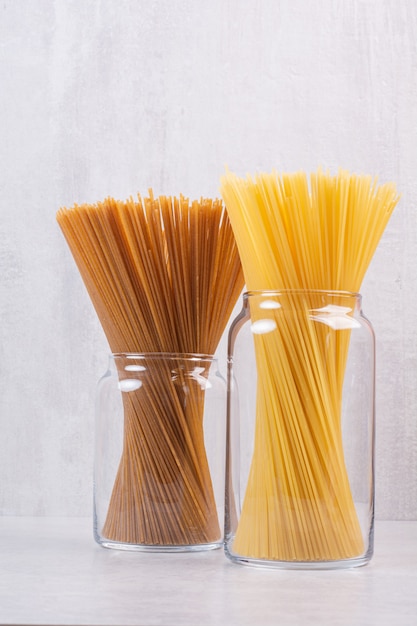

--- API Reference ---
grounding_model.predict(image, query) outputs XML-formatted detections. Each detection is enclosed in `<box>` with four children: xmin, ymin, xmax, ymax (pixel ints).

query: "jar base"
<box><xmin>224</xmin><ymin>545</ymin><xmax>372</xmax><ymax>570</ymax></box>
<box><xmin>95</xmin><ymin>535</ymin><xmax>223</xmax><ymax>553</ymax></box>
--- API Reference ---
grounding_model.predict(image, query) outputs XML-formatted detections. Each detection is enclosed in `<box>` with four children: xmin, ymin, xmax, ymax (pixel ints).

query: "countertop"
<box><xmin>0</xmin><ymin>517</ymin><xmax>416</xmax><ymax>626</ymax></box>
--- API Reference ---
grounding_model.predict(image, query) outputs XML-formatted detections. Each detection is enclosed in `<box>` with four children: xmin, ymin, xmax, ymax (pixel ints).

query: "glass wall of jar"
<box><xmin>94</xmin><ymin>353</ymin><xmax>226</xmax><ymax>552</ymax></box>
<box><xmin>226</xmin><ymin>290</ymin><xmax>375</xmax><ymax>569</ymax></box>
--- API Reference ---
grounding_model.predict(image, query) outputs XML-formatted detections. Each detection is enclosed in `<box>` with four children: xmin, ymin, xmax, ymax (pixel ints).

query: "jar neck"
<box><xmin>109</xmin><ymin>352</ymin><xmax>218</xmax><ymax>375</ymax></box>
<box><xmin>243</xmin><ymin>289</ymin><xmax>362</xmax><ymax>311</ymax></box>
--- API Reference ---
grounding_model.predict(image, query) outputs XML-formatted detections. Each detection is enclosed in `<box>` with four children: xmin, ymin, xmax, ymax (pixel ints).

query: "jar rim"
<box><xmin>110</xmin><ymin>351</ymin><xmax>216</xmax><ymax>362</ymax></box>
<box><xmin>244</xmin><ymin>289</ymin><xmax>361</xmax><ymax>298</ymax></box>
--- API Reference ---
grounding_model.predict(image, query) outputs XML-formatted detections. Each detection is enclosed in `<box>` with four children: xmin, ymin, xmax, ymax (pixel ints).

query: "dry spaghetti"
<box><xmin>57</xmin><ymin>193</ymin><xmax>244</xmax><ymax>546</ymax></box>
<box><xmin>221</xmin><ymin>168</ymin><xmax>399</xmax><ymax>561</ymax></box>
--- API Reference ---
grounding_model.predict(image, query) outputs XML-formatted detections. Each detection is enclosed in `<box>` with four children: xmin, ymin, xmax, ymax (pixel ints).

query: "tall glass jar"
<box><xmin>225</xmin><ymin>290</ymin><xmax>375</xmax><ymax>569</ymax></box>
<box><xmin>94</xmin><ymin>352</ymin><xmax>226</xmax><ymax>552</ymax></box>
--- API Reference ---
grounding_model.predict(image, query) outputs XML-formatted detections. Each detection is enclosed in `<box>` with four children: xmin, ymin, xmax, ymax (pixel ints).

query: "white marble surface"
<box><xmin>0</xmin><ymin>518</ymin><xmax>416</xmax><ymax>626</ymax></box>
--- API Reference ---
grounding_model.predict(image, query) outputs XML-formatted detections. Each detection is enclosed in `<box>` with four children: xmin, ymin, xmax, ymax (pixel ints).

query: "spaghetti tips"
<box><xmin>57</xmin><ymin>193</ymin><xmax>244</xmax><ymax>547</ymax></box>
<box><xmin>221</xmin><ymin>169</ymin><xmax>399</xmax><ymax>564</ymax></box>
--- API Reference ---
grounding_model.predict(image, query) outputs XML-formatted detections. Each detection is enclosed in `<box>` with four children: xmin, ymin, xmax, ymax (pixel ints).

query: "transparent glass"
<box><xmin>226</xmin><ymin>290</ymin><xmax>375</xmax><ymax>569</ymax></box>
<box><xmin>94</xmin><ymin>353</ymin><xmax>226</xmax><ymax>551</ymax></box>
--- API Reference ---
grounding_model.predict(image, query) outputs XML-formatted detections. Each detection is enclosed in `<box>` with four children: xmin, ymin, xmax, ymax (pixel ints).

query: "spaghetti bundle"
<box><xmin>221</xmin><ymin>168</ymin><xmax>399</xmax><ymax>561</ymax></box>
<box><xmin>57</xmin><ymin>193</ymin><xmax>244</xmax><ymax>545</ymax></box>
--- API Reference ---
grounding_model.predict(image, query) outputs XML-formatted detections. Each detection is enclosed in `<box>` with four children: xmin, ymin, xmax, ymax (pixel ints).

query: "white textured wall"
<box><xmin>0</xmin><ymin>0</ymin><xmax>416</xmax><ymax>519</ymax></box>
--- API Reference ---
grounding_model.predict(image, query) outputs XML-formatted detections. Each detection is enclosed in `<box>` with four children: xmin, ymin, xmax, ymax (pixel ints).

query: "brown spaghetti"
<box><xmin>57</xmin><ymin>193</ymin><xmax>244</xmax><ymax>546</ymax></box>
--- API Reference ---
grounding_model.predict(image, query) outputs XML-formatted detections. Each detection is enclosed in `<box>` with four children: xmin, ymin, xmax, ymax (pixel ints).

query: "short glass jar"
<box><xmin>94</xmin><ymin>352</ymin><xmax>226</xmax><ymax>551</ymax></box>
<box><xmin>225</xmin><ymin>290</ymin><xmax>375</xmax><ymax>569</ymax></box>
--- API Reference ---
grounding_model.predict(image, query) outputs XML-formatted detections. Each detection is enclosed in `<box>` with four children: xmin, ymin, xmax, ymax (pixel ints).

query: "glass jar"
<box><xmin>94</xmin><ymin>352</ymin><xmax>226</xmax><ymax>551</ymax></box>
<box><xmin>225</xmin><ymin>290</ymin><xmax>375</xmax><ymax>569</ymax></box>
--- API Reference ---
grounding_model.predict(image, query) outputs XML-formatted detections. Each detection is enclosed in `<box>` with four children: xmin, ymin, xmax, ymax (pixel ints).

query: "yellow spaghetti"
<box><xmin>220</xmin><ymin>168</ymin><xmax>399</xmax><ymax>561</ymax></box>
<box><xmin>57</xmin><ymin>193</ymin><xmax>244</xmax><ymax>546</ymax></box>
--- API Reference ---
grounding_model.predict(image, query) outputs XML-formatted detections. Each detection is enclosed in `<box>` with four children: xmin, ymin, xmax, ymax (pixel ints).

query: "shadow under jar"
<box><xmin>225</xmin><ymin>290</ymin><xmax>375</xmax><ymax>569</ymax></box>
<box><xmin>94</xmin><ymin>352</ymin><xmax>226</xmax><ymax>552</ymax></box>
